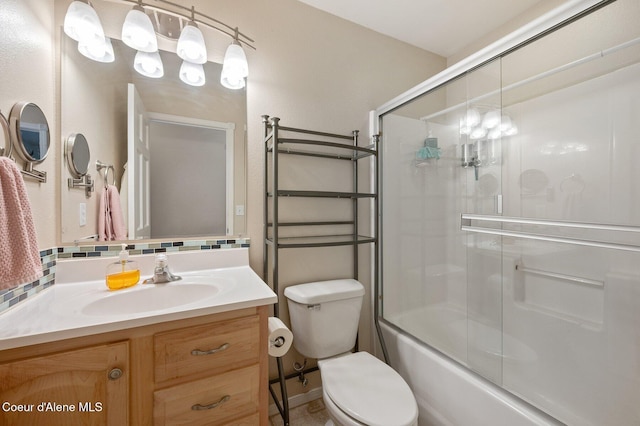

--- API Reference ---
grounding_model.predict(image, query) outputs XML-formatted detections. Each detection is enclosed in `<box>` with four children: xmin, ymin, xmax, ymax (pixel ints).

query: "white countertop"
<box><xmin>0</xmin><ymin>248</ymin><xmax>277</xmax><ymax>350</ymax></box>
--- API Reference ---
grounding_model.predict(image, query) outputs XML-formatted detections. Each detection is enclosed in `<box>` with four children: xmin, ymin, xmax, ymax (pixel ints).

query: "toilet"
<box><xmin>284</xmin><ymin>279</ymin><xmax>418</xmax><ymax>426</ymax></box>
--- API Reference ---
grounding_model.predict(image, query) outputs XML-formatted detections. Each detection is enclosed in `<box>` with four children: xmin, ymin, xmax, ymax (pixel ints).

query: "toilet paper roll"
<box><xmin>268</xmin><ymin>317</ymin><xmax>293</xmax><ymax>357</ymax></box>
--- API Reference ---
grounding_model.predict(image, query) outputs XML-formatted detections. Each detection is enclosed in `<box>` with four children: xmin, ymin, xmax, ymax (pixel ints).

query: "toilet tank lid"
<box><xmin>284</xmin><ymin>279</ymin><xmax>364</xmax><ymax>304</ymax></box>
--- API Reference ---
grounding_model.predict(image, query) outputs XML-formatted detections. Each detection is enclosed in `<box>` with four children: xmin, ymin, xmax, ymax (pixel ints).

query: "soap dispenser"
<box><xmin>106</xmin><ymin>244</ymin><xmax>140</xmax><ymax>290</ymax></box>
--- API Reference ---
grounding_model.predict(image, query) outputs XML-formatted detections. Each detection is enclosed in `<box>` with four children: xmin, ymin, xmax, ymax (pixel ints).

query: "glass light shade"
<box><xmin>220</xmin><ymin>67</ymin><xmax>246</xmax><ymax>90</ymax></box>
<box><xmin>179</xmin><ymin>61</ymin><xmax>206</xmax><ymax>86</ymax></box>
<box><xmin>482</xmin><ymin>110</ymin><xmax>501</xmax><ymax>129</ymax></box>
<box><xmin>122</xmin><ymin>6</ymin><xmax>158</xmax><ymax>53</ymax></box>
<box><xmin>134</xmin><ymin>50</ymin><xmax>164</xmax><ymax>78</ymax></box>
<box><xmin>177</xmin><ymin>23</ymin><xmax>207</xmax><ymax>64</ymax></box>
<box><xmin>78</xmin><ymin>36</ymin><xmax>115</xmax><ymax>63</ymax></box>
<box><xmin>487</xmin><ymin>127</ymin><xmax>502</xmax><ymax>140</ymax></box>
<box><xmin>499</xmin><ymin>115</ymin><xmax>512</xmax><ymax>131</ymax></box>
<box><xmin>63</xmin><ymin>1</ymin><xmax>105</xmax><ymax>45</ymax></box>
<box><xmin>464</xmin><ymin>108</ymin><xmax>481</xmax><ymax>128</ymax></box>
<box><xmin>504</xmin><ymin>124</ymin><xmax>518</xmax><ymax>136</ymax></box>
<box><xmin>470</xmin><ymin>127</ymin><xmax>487</xmax><ymax>140</ymax></box>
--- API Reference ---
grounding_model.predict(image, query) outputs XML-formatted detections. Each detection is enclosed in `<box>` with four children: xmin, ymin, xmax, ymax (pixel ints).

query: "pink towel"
<box><xmin>0</xmin><ymin>157</ymin><xmax>42</xmax><ymax>290</ymax></box>
<box><xmin>98</xmin><ymin>185</ymin><xmax>127</xmax><ymax>241</ymax></box>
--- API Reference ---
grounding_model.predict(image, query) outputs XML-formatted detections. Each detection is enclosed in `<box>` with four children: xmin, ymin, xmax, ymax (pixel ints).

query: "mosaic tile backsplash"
<box><xmin>0</xmin><ymin>238</ymin><xmax>249</xmax><ymax>315</ymax></box>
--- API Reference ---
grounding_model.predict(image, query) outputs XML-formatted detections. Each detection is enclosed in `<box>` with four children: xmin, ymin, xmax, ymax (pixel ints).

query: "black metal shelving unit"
<box><xmin>262</xmin><ymin>115</ymin><xmax>379</xmax><ymax>426</ymax></box>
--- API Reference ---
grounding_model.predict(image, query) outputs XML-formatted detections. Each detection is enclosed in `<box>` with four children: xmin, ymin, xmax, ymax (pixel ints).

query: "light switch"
<box><xmin>79</xmin><ymin>203</ymin><xmax>87</xmax><ymax>226</ymax></box>
<box><xmin>235</xmin><ymin>205</ymin><xmax>245</xmax><ymax>216</ymax></box>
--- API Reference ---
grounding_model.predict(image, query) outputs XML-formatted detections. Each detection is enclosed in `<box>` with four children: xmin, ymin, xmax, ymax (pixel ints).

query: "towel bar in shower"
<box><xmin>515</xmin><ymin>264</ymin><xmax>604</xmax><ymax>288</ymax></box>
<box><xmin>461</xmin><ymin>214</ymin><xmax>640</xmax><ymax>253</ymax></box>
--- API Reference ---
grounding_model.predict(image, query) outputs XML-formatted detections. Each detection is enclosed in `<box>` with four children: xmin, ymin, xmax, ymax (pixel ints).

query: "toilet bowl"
<box><xmin>284</xmin><ymin>279</ymin><xmax>418</xmax><ymax>426</ymax></box>
<box><xmin>319</xmin><ymin>352</ymin><xmax>418</xmax><ymax>426</ymax></box>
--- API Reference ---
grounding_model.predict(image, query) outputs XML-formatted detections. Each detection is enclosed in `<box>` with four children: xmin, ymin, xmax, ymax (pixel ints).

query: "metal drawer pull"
<box><xmin>191</xmin><ymin>343</ymin><xmax>230</xmax><ymax>356</ymax></box>
<box><xmin>192</xmin><ymin>395</ymin><xmax>231</xmax><ymax>411</ymax></box>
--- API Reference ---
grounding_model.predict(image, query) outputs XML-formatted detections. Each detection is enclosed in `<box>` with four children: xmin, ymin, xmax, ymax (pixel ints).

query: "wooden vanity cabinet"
<box><xmin>0</xmin><ymin>306</ymin><xmax>269</xmax><ymax>426</ymax></box>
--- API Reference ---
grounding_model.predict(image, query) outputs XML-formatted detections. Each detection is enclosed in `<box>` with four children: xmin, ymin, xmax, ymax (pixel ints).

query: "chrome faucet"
<box><xmin>143</xmin><ymin>254</ymin><xmax>181</xmax><ymax>284</ymax></box>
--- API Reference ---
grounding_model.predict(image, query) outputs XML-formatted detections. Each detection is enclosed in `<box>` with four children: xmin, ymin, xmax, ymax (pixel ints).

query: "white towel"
<box><xmin>0</xmin><ymin>157</ymin><xmax>42</xmax><ymax>290</ymax></box>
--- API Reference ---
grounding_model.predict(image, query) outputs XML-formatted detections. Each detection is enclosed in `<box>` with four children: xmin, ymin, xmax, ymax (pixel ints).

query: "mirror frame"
<box><xmin>9</xmin><ymin>101</ymin><xmax>51</xmax><ymax>164</ymax></box>
<box><xmin>65</xmin><ymin>133</ymin><xmax>91</xmax><ymax>178</ymax></box>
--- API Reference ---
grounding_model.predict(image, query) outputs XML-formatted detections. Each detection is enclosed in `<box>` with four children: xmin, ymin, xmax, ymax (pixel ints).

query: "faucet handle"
<box><xmin>155</xmin><ymin>253</ymin><xmax>168</xmax><ymax>268</ymax></box>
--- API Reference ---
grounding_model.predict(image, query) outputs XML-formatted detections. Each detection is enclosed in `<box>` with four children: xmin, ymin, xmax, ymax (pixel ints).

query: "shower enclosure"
<box><xmin>376</xmin><ymin>0</ymin><xmax>640</xmax><ymax>424</ymax></box>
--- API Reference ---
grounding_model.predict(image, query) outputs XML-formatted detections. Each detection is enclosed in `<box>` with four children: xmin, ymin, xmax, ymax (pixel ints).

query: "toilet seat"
<box><xmin>319</xmin><ymin>352</ymin><xmax>418</xmax><ymax>426</ymax></box>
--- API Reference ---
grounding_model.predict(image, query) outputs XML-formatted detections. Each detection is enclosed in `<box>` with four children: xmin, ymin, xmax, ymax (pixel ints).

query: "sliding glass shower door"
<box><xmin>379</xmin><ymin>0</ymin><xmax>640</xmax><ymax>423</ymax></box>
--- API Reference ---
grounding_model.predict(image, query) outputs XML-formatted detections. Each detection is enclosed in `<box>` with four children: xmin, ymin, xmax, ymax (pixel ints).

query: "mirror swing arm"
<box><xmin>67</xmin><ymin>174</ymin><xmax>94</xmax><ymax>197</ymax></box>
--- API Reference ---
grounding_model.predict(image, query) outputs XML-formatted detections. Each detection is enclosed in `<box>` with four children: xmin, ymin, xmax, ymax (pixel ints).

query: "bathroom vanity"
<box><xmin>0</xmin><ymin>248</ymin><xmax>276</xmax><ymax>426</ymax></box>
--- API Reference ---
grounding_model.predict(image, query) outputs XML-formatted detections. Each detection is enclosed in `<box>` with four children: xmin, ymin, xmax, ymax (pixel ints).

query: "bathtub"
<box><xmin>379</xmin><ymin>308</ymin><xmax>563</xmax><ymax>426</ymax></box>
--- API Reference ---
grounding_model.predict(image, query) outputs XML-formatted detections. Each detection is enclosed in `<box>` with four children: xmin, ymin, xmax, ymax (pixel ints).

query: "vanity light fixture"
<box><xmin>63</xmin><ymin>0</ymin><xmax>255</xmax><ymax>89</ymax></box>
<box><xmin>121</xmin><ymin>2</ymin><xmax>158</xmax><ymax>52</ymax></box>
<box><xmin>134</xmin><ymin>50</ymin><xmax>164</xmax><ymax>78</ymax></box>
<box><xmin>179</xmin><ymin>61</ymin><xmax>205</xmax><ymax>86</ymax></box>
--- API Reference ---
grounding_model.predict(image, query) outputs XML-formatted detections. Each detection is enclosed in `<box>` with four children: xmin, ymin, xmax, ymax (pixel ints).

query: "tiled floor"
<box><xmin>269</xmin><ymin>398</ymin><xmax>330</xmax><ymax>426</ymax></box>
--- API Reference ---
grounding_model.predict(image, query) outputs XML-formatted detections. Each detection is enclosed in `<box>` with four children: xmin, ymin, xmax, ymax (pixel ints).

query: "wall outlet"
<box><xmin>79</xmin><ymin>203</ymin><xmax>87</xmax><ymax>226</ymax></box>
<box><xmin>235</xmin><ymin>205</ymin><xmax>245</xmax><ymax>216</ymax></box>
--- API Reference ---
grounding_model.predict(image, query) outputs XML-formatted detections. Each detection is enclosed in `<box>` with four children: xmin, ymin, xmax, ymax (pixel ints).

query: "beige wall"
<box><xmin>0</xmin><ymin>0</ymin><xmax>57</xmax><ymax>248</ymax></box>
<box><xmin>1</xmin><ymin>0</ymin><xmax>445</xmax><ymax>402</ymax></box>
<box><xmin>447</xmin><ymin>0</ymin><xmax>567</xmax><ymax>66</ymax></box>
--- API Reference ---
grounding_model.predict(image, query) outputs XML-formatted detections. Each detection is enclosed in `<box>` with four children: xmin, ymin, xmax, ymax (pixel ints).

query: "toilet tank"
<box><xmin>284</xmin><ymin>279</ymin><xmax>365</xmax><ymax>359</ymax></box>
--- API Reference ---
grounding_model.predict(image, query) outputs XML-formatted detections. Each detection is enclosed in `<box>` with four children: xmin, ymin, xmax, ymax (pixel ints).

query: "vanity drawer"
<box><xmin>154</xmin><ymin>314</ymin><xmax>260</xmax><ymax>383</ymax></box>
<box><xmin>153</xmin><ymin>364</ymin><xmax>259</xmax><ymax>426</ymax></box>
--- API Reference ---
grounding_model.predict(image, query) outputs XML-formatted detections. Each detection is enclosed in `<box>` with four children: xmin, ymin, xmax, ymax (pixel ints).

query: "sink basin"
<box><xmin>82</xmin><ymin>282</ymin><xmax>221</xmax><ymax>316</ymax></box>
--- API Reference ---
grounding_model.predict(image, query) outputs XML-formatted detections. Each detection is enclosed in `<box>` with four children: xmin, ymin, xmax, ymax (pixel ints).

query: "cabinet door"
<box><xmin>0</xmin><ymin>341</ymin><xmax>129</xmax><ymax>426</ymax></box>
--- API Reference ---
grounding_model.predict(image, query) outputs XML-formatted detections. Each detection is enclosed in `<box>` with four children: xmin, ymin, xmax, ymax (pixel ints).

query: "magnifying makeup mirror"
<box><xmin>66</xmin><ymin>133</ymin><xmax>90</xmax><ymax>177</ymax></box>
<box><xmin>10</xmin><ymin>102</ymin><xmax>50</xmax><ymax>163</ymax></box>
<box><xmin>66</xmin><ymin>133</ymin><xmax>94</xmax><ymax>197</ymax></box>
<box><xmin>9</xmin><ymin>102</ymin><xmax>50</xmax><ymax>182</ymax></box>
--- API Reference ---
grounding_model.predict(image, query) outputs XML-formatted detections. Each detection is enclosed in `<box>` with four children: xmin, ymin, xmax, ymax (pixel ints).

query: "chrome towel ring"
<box><xmin>96</xmin><ymin>160</ymin><xmax>116</xmax><ymax>187</ymax></box>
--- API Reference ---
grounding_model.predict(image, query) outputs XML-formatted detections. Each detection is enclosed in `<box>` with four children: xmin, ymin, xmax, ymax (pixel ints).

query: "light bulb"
<box><xmin>179</xmin><ymin>61</ymin><xmax>205</xmax><ymax>86</ymax></box>
<box><xmin>78</xmin><ymin>36</ymin><xmax>115</xmax><ymax>63</ymax></box>
<box><xmin>220</xmin><ymin>67</ymin><xmax>245</xmax><ymax>89</ymax></box>
<box><xmin>134</xmin><ymin>51</ymin><xmax>164</xmax><ymax>78</ymax></box>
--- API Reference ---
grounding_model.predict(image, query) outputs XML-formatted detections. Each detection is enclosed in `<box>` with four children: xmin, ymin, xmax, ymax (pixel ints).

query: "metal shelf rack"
<box><xmin>262</xmin><ymin>115</ymin><xmax>379</xmax><ymax>426</ymax></box>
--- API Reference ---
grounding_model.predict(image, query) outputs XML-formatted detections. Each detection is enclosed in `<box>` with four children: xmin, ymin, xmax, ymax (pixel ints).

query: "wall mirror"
<box><xmin>65</xmin><ymin>133</ymin><xmax>90</xmax><ymax>178</ymax></box>
<box><xmin>10</xmin><ymin>102</ymin><xmax>50</xmax><ymax>163</ymax></box>
<box><xmin>60</xmin><ymin>29</ymin><xmax>247</xmax><ymax>244</ymax></box>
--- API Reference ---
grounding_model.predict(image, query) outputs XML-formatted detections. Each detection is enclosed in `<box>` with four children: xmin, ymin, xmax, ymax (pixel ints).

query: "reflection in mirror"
<box><xmin>10</xmin><ymin>102</ymin><xmax>50</xmax><ymax>163</ymax></box>
<box><xmin>65</xmin><ymin>133</ymin><xmax>90</xmax><ymax>177</ymax></box>
<box><xmin>61</xmin><ymin>36</ymin><xmax>247</xmax><ymax>243</ymax></box>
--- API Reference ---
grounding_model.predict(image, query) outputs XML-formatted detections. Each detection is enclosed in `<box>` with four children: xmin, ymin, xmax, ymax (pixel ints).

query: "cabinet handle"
<box><xmin>191</xmin><ymin>342</ymin><xmax>230</xmax><ymax>356</ymax></box>
<box><xmin>108</xmin><ymin>368</ymin><xmax>123</xmax><ymax>381</ymax></box>
<box><xmin>191</xmin><ymin>395</ymin><xmax>231</xmax><ymax>411</ymax></box>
